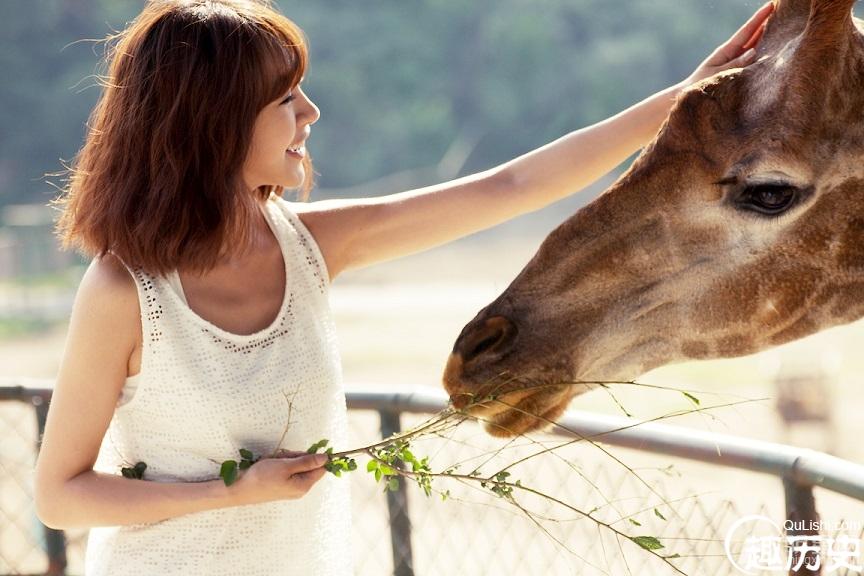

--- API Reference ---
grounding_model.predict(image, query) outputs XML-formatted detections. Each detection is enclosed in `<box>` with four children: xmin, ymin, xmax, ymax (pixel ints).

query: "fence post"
<box><xmin>379</xmin><ymin>409</ymin><xmax>414</xmax><ymax>576</ymax></box>
<box><xmin>33</xmin><ymin>395</ymin><xmax>68</xmax><ymax>576</ymax></box>
<box><xmin>783</xmin><ymin>471</ymin><xmax>821</xmax><ymax>576</ymax></box>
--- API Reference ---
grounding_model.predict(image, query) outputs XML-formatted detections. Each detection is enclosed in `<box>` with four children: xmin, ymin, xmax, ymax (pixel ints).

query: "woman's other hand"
<box><xmin>232</xmin><ymin>451</ymin><xmax>329</xmax><ymax>505</ymax></box>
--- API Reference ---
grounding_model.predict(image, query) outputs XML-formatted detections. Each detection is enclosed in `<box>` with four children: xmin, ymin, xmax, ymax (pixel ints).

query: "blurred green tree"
<box><xmin>0</xmin><ymin>0</ymin><xmax>758</xmax><ymax>206</ymax></box>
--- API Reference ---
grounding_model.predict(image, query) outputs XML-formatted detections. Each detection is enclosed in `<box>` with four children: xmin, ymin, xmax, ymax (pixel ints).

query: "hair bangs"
<box><xmin>255</xmin><ymin>13</ymin><xmax>309</xmax><ymax>109</ymax></box>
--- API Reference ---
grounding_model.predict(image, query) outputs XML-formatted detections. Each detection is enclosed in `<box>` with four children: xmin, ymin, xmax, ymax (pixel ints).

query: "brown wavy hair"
<box><xmin>55</xmin><ymin>0</ymin><xmax>313</xmax><ymax>275</ymax></box>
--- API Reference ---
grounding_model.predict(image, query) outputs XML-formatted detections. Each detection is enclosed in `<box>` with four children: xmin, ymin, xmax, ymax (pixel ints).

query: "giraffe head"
<box><xmin>444</xmin><ymin>0</ymin><xmax>864</xmax><ymax>437</ymax></box>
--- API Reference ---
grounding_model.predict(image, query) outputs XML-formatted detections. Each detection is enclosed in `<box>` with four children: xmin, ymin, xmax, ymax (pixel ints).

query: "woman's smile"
<box><xmin>286</xmin><ymin>144</ymin><xmax>306</xmax><ymax>159</ymax></box>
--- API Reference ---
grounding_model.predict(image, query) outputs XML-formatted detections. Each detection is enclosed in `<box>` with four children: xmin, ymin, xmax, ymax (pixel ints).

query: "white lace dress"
<box><xmin>86</xmin><ymin>193</ymin><xmax>352</xmax><ymax>575</ymax></box>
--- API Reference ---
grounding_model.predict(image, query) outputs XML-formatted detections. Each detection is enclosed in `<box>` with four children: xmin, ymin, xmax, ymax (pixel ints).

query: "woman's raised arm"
<box><xmin>297</xmin><ymin>3</ymin><xmax>774</xmax><ymax>280</ymax></box>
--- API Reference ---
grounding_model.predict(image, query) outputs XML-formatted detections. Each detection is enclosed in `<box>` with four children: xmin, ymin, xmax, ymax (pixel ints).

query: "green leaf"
<box><xmin>374</xmin><ymin>469</ymin><xmax>383</xmax><ymax>483</ymax></box>
<box><xmin>220</xmin><ymin>460</ymin><xmax>238</xmax><ymax>486</ymax></box>
<box><xmin>239</xmin><ymin>448</ymin><xmax>255</xmax><ymax>460</ymax></box>
<box><xmin>682</xmin><ymin>392</ymin><xmax>700</xmax><ymax>406</ymax></box>
<box><xmin>665</xmin><ymin>553</ymin><xmax>681</xmax><ymax>559</ymax></box>
<box><xmin>121</xmin><ymin>461</ymin><xmax>147</xmax><ymax>479</ymax></box>
<box><xmin>388</xmin><ymin>477</ymin><xmax>400</xmax><ymax>492</ymax></box>
<box><xmin>239</xmin><ymin>460</ymin><xmax>252</xmax><ymax>470</ymax></box>
<box><xmin>654</xmin><ymin>508</ymin><xmax>667</xmax><ymax>521</ymax></box>
<box><xmin>366</xmin><ymin>460</ymin><xmax>379</xmax><ymax>472</ymax></box>
<box><xmin>629</xmin><ymin>518</ymin><xmax>642</xmax><ymax>526</ymax></box>
<box><xmin>441</xmin><ymin>490</ymin><xmax>451</xmax><ymax>501</ymax></box>
<box><xmin>307</xmin><ymin>439</ymin><xmax>329</xmax><ymax>454</ymax></box>
<box><xmin>347</xmin><ymin>459</ymin><xmax>357</xmax><ymax>471</ymax></box>
<box><xmin>630</xmin><ymin>536</ymin><xmax>664</xmax><ymax>551</ymax></box>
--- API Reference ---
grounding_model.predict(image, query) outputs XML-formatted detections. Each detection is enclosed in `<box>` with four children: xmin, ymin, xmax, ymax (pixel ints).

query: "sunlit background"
<box><xmin>2</xmin><ymin>1</ymin><xmax>864</xmax><ymax>574</ymax></box>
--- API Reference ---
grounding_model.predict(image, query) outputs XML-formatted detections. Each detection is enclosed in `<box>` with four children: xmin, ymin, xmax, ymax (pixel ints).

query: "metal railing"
<box><xmin>348</xmin><ymin>386</ymin><xmax>864</xmax><ymax>576</ymax></box>
<box><xmin>3</xmin><ymin>381</ymin><xmax>864</xmax><ymax>575</ymax></box>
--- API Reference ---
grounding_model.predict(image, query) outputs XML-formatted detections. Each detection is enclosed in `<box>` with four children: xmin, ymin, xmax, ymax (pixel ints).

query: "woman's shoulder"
<box><xmin>268</xmin><ymin>194</ymin><xmax>337</xmax><ymax>282</ymax></box>
<box><xmin>59</xmin><ymin>254</ymin><xmax>142</xmax><ymax>389</ymax></box>
<box><xmin>74</xmin><ymin>254</ymin><xmax>141</xmax><ymax>336</ymax></box>
<box><xmin>81</xmin><ymin>253</ymin><xmax>137</xmax><ymax>298</ymax></box>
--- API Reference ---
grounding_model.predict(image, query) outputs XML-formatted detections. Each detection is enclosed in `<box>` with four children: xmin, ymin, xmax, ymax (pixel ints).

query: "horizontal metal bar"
<box><xmin>345</xmin><ymin>386</ymin><xmax>450</xmax><ymax>415</ymax></box>
<box><xmin>0</xmin><ymin>380</ymin><xmax>52</xmax><ymax>403</ymax></box>
<box><xmin>4</xmin><ymin>381</ymin><xmax>864</xmax><ymax>502</ymax></box>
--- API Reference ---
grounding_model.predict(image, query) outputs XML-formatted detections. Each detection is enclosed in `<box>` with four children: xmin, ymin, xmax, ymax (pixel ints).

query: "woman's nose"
<box><xmin>298</xmin><ymin>89</ymin><xmax>320</xmax><ymax>126</ymax></box>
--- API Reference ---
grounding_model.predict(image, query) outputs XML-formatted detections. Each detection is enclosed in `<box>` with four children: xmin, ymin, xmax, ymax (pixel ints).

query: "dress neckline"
<box><xmin>162</xmin><ymin>198</ymin><xmax>292</xmax><ymax>342</ymax></box>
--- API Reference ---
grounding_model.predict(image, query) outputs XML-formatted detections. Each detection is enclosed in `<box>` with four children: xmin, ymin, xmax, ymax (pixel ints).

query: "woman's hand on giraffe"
<box><xmin>684</xmin><ymin>1</ymin><xmax>775</xmax><ymax>86</ymax></box>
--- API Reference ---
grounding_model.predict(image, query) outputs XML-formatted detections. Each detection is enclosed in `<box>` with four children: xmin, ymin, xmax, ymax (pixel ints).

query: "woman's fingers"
<box><xmin>725</xmin><ymin>47</ymin><xmax>758</xmax><ymax>71</ymax></box>
<box><xmin>741</xmin><ymin>20</ymin><xmax>768</xmax><ymax>52</ymax></box>
<box><xmin>284</xmin><ymin>453</ymin><xmax>328</xmax><ymax>473</ymax></box>
<box><xmin>684</xmin><ymin>3</ymin><xmax>776</xmax><ymax>85</ymax></box>
<box><xmin>716</xmin><ymin>2</ymin><xmax>775</xmax><ymax>63</ymax></box>
<box><xmin>290</xmin><ymin>465</ymin><xmax>328</xmax><ymax>489</ymax></box>
<box><xmin>273</xmin><ymin>449</ymin><xmax>308</xmax><ymax>458</ymax></box>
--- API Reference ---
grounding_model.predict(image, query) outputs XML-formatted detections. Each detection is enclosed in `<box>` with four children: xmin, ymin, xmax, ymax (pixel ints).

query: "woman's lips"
<box><xmin>286</xmin><ymin>146</ymin><xmax>305</xmax><ymax>158</ymax></box>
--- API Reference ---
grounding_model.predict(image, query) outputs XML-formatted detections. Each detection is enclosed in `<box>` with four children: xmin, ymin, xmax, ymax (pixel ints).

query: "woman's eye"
<box><xmin>736</xmin><ymin>183</ymin><xmax>798</xmax><ymax>215</ymax></box>
<box><xmin>281</xmin><ymin>93</ymin><xmax>295</xmax><ymax>105</ymax></box>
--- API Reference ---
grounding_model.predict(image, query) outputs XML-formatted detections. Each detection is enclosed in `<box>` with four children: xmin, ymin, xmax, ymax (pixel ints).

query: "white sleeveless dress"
<box><xmin>86</xmin><ymin>193</ymin><xmax>352</xmax><ymax>575</ymax></box>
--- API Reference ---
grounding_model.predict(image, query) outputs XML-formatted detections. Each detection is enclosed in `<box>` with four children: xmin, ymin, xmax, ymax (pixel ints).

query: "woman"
<box><xmin>33</xmin><ymin>1</ymin><xmax>774</xmax><ymax>574</ymax></box>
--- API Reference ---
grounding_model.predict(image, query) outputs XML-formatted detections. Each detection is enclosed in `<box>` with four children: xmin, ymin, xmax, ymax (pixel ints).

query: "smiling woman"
<box><xmin>38</xmin><ymin>2</ymin><xmax>346</xmax><ymax>576</ymax></box>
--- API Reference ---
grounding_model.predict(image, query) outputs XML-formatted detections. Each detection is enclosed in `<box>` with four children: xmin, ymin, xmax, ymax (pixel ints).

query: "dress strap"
<box><xmin>165</xmin><ymin>271</ymin><xmax>189</xmax><ymax>306</ymax></box>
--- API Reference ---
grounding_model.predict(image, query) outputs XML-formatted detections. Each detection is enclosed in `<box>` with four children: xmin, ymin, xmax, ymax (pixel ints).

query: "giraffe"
<box><xmin>443</xmin><ymin>0</ymin><xmax>864</xmax><ymax>437</ymax></box>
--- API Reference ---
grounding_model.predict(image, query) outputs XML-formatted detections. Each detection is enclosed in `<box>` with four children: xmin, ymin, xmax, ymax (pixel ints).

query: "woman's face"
<box><xmin>243</xmin><ymin>83</ymin><xmax>320</xmax><ymax>191</ymax></box>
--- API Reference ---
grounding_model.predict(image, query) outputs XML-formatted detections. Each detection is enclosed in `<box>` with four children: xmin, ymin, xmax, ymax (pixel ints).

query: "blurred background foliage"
<box><xmin>0</xmin><ymin>0</ymin><xmax>762</xmax><ymax>208</ymax></box>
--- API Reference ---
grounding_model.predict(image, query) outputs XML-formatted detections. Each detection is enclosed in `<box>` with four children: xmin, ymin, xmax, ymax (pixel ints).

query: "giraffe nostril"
<box><xmin>468</xmin><ymin>333</ymin><xmax>501</xmax><ymax>359</ymax></box>
<box><xmin>459</xmin><ymin>316</ymin><xmax>517</xmax><ymax>364</ymax></box>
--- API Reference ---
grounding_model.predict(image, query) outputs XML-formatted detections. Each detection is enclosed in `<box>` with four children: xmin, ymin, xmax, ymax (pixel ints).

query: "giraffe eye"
<box><xmin>736</xmin><ymin>183</ymin><xmax>798</xmax><ymax>215</ymax></box>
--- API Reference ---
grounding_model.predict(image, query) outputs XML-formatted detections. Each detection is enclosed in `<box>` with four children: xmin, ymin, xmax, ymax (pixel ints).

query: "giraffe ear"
<box><xmin>789</xmin><ymin>0</ymin><xmax>860</xmax><ymax>87</ymax></box>
<box><xmin>758</xmin><ymin>0</ymin><xmax>858</xmax><ymax>57</ymax></box>
<box><xmin>799</xmin><ymin>0</ymin><xmax>859</xmax><ymax>50</ymax></box>
<box><xmin>769</xmin><ymin>0</ymin><xmax>861</xmax><ymax>121</ymax></box>
<box><xmin>758</xmin><ymin>0</ymin><xmax>813</xmax><ymax>57</ymax></box>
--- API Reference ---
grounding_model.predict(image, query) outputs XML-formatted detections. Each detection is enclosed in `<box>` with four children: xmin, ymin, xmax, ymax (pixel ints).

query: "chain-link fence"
<box><xmin>3</xmin><ymin>383</ymin><xmax>864</xmax><ymax>576</ymax></box>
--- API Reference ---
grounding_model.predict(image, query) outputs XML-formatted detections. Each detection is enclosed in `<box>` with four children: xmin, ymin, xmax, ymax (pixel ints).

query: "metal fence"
<box><xmin>2</xmin><ymin>381</ymin><xmax>864</xmax><ymax>576</ymax></box>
